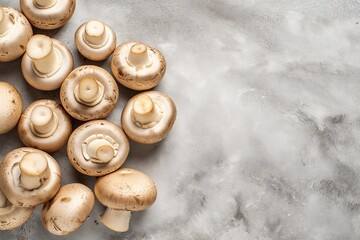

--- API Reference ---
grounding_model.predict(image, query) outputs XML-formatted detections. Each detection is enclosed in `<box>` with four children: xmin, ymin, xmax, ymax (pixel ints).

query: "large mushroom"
<box><xmin>121</xmin><ymin>91</ymin><xmax>176</xmax><ymax>144</ymax></box>
<box><xmin>0</xmin><ymin>147</ymin><xmax>61</xmax><ymax>207</ymax></box>
<box><xmin>20</xmin><ymin>0</ymin><xmax>76</xmax><ymax>30</ymax></box>
<box><xmin>18</xmin><ymin>99</ymin><xmax>72</xmax><ymax>153</ymax></box>
<box><xmin>67</xmin><ymin>120</ymin><xmax>129</xmax><ymax>176</ymax></box>
<box><xmin>111</xmin><ymin>41</ymin><xmax>166</xmax><ymax>90</ymax></box>
<box><xmin>0</xmin><ymin>82</ymin><xmax>23</xmax><ymax>134</ymax></box>
<box><xmin>94</xmin><ymin>168</ymin><xmax>157</xmax><ymax>232</ymax></box>
<box><xmin>21</xmin><ymin>34</ymin><xmax>74</xmax><ymax>91</ymax></box>
<box><xmin>60</xmin><ymin>65</ymin><xmax>119</xmax><ymax>121</ymax></box>
<box><xmin>0</xmin><ymin>7</ymin><xmax>33</xmax><ymax>62</ymax></box>
<box><xmin>42</xmin><ymin>183</ymin><xmax>95</xmax><ymax>236</ymax></box>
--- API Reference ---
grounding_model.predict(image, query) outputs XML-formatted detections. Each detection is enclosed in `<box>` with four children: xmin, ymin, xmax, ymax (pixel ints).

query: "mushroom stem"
<box><xmin>132</xmin><ymin>94</ymin><xmax>160</xmax><ymax>127</ymax></box>
<box><xmin>100</xmin><ymin>208</ymin><xmax>131</xmax><ymax>232</ymax></box>
<box><xmin>34</xmin><ymin>0</ymin><xmax>57</xmax><ymax>8</ymax></box>
<box><xmin>86</xmin><ymin>138</ymin><xmax>115</xmax><ymax>163</ymax></box>
<box><xmin>127</xmin><ymin>43</ymin><xmax>152</xmax><ymax>68</ymax></box>
<box><xmin>74</xmin><ymin>78</ymin><xmax>105</xmax><ymax>106</ymax></box>
<box><xmin>19</xmin><ymin>153</ymin><xmax>50</xmax><ymax>190</ymax></box>
<box><xmin>30</xmin><ymin>105</ymin><xmax>58</xmax><ymax>137</ymax></box>
<box><xmin>0</xmin><ymin>8</ymin><xmax>10</xmax><ymax>35</ymax></box>
<box><xmin>0</xmin><ymin>189</ymin><xmax>7</xmax><ymax>208</ymax></box>
<box><xmin>84</xmin><ymin>20</ymin><xmax>107</xmax><ymax>46</ymax></box>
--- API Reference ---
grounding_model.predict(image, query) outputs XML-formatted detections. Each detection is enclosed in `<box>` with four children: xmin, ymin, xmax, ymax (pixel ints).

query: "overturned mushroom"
<box><xmin>42</xmin><ymin>183</ymin><xmax>94</xmax><ymax>236</ymax></box>
<box><xmin>75</xmin><ymin>20</ymin><xmax>116</xmax><ymax>61</ymax></box>
<box><xmin>22</xmin><ymin>34</ymin><xmax>74</xmax><ymax>91</ymax></box>
<box><xmin>0</xmin><ymin>7</ymin><xmax>33</xmax><ymax>62</ymax></box>
<box><xmin>18</xmin><ymin>99</ymin><xmax>72</xmax><ymax>153</ymax></box>
<box><xmin>67</xmin><ymin>120</ymin><xmax>129</xmax><ymax>176</ymax></box>
<box><xmin>121</xmin><ymin>91</ymin><xmax>176</xmax><ymax>144</ymax></box>
<box><xmin>94</xmin><ymin>168</ymin><xmax>157</xmax><ymax>232</ymax></box>
<box><xmin>111</xmin><ymin>41</ymin><xmax>166</xmax><ymax>90</ymax></box>
<box><xmin>0</xmin><ymin>147</ymin><xmax>61</xmax><ymax>207</ymax></box>
<box><xmin>20</xmin><ymin>0</ymin><xmax>76</xmax><ymax>30</ymax></box>
<box><xmin>60</xmin><ymin>65</ymin><xmax>119</xmax><ymax>121</ymax></box>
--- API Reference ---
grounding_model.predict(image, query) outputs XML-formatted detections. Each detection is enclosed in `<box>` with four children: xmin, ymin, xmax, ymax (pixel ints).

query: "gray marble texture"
<box><xmin>1</xmin><ymin>0</ymin><xmax>360</xmax><ymax>239</ymax></box>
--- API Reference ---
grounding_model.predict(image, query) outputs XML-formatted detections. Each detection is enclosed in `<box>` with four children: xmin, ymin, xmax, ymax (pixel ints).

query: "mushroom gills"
<box><xmin>74</xmin><ymin>78</ymin><xmax>105</xmax><ymax>106</ymax></box>
<box><xmin>131</xmin><ymin>94</ymin><xmax>164</xmax><ymax>128</ymax></box>
<box><xmin>100</xmin><ymin>208</ymin><xmax>131</xmax><ymax>232</ymax></box>
<box><xmin>81</xmin><ymin>134</ymin><xmax>120</xmax><ymax>163</ymax></box>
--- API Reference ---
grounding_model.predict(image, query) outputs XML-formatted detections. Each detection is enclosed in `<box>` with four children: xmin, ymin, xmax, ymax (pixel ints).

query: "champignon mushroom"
<box><xmin>21</xmin><ymin>34</ymin><xmax>74</xmax><ymax>91</ymax></box>
<box><xmin>0</xmin><ymin>82</ymin><xmax>23</xmax><ymax>134</ymax></box>
<box><xmin>121</xmin><ymin>91</ymin><xmax>176</xmax><ymax>144</ymax></box>
<box><xmin>0</xmin><ymin>147</ymin><xmax>61</xmax><ymax>207</ymax></box>
<box><xmin>17</xmin><ymin>99</ymin><xmax>72</xmax><ymax>153</ymax></box>
<box><xmin>20</xmin><ymin>0</ymin><xmax>76</xmax><ymax>30</ymax></box>
<box><xmin>67</xmin><ymin>120</ymin><xmax>129</xmax><ymax>176</ymax></box>
<box><xmin>0</xmin><ymin>7</ymin><xmax>33</xmax><ymax>62</ymax></box>
<box><xmin>0</xmin><ymin>187</ymin><xmax>35</xmax><ymax>230</ymax></box>
<box><xmin>94</xmin><ymin>168</ymin><xmax>157</xmax><ymax>232</ymax></box>
<box><xmin>111</xmin><ymin>41</ymin><xmax>166</xmax><ymax>90</ymax></box>
<box><xmin>41</xmin><ymin>183</ymin><xmax>94</xmax><ymax>235</ymax></box>
<box><xmin>75</xmin><ymin>20</ymin><xmax>116</xmax><ymax>61</ymax></box>
<box><xmin>60</xmin><ymin>65</ymin><xmax>119</xmax><ymax>121</ymax></box>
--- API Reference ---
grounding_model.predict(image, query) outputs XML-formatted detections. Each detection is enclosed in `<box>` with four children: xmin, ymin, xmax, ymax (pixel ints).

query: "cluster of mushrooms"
<box><xmin>0</xmin><ymin>0</ymin><xmax>176</xmax><ymax>235</ymax></box>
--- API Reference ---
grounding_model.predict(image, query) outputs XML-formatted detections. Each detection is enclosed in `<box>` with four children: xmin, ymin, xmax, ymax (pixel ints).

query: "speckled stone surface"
<box><xmin>1</xmin><ymin>0</ymin><xmax>360</xmax><ymax>239</ymax></box>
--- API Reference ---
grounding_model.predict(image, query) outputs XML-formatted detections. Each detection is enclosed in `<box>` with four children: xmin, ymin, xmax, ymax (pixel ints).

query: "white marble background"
<box><xmin>1</xmin><ymin>0</ymin><xmax>360</xmax><ymax>239</ymax></box>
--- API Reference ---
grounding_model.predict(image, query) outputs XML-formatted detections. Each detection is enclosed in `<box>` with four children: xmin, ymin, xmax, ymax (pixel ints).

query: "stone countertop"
<box><xmin>1</xmin><ymin>0</ymin><xmax>360</xmax><ymax>239</ymax></box>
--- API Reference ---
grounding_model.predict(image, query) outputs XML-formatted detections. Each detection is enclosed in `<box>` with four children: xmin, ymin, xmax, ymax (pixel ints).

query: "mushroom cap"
<box><xmin>94</xmin><ymin>168</ymin><xmax>157</xmax><ymax>211</ymax></box>
<box><xmin>60</xmin><ymin>65</ymin><xmax>119</xmax><ymax>121</ymax></box>
<box><xmin>0</xmin><ymin>199</ymin><xmax>35</xmax><ymax>230</ymax></box>
<box><xmin>67</xmin><ymin>120</ymin><xmax>129</xmax><ymax>176</ymax></box>
<box><xmin>111</xmin><ymin>41</ymin><xmax>166</xmax><ymax>90</ymax></box>
<box><xmin>21</xmin><ymin>37</ymin><xmax>74</xmax><ymax>91</ymax></box>
<box><xmin>75</xmin><ymin>20</ymin><xmax>116</xmax><ymax>61</ymax></box>
<box><xmin>0</xmin><ymin>147</ymin><xmax>61</xmax><ymax>207</ymax></box>
<box><xmin>121</xmin><ymin>91</ymin><xmax>176</xmax><ymax>144</ymax></box>
<box><xmin>41</xmin><ymin>183</ymin><xmax>94</xmax><ymax>236</ymax></box>
<box><xmin>20</xmin><ymin>0</ymin><xmax>76</xmax><ymax>30</ymax></box>
<box><xmin>0</xmin><ymin>82</ymin><xmax>23</xmax><ymax>134</ymax></box>
<box><xmin>0</xmin><ymin>7</ymin><xmax>33</xmax><ymax>62</ymax></box>
<box><xmin>18</xmin><ymin>99</ymin><xmax>72</xmax><ymax>153</ymax></box>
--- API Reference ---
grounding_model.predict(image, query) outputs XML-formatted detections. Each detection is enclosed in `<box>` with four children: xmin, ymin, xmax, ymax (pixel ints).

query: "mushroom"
<box><xmin>41</xmin><ymin>183</ymin><xmax>94</xmax><ymax>235</ymax></box>
<box><xmin>0</xmin><ymin>7</ymin><xmax>33</xmax><ymax>62</ymax></box>
<box><xmin>121</xmin><ymin>91</ymin><xmax>176</xmax><ymax>144</ymax></box>
<box><xmin>67</xmin><ymin>120</ymin><xmax>129</xmax><ymax>176</ymax></box>
<box><xmin>20</xmin><ymin>0</ymin><xmax>76</xmax><ymax>30</ymax></box>
<box><xmin>94</xmin><ymin>168</ymin><xmax>157</xmax><ymax>232</ymax></box>
<box><xmin>0</xmin><ymin>82</ymin><xmax>23</xmax><ymax>134</ymax></box>
<box><xmin>0</xmin><ymin>187</ymin><xmax>35</xmax><ymax>230</ymax></box>
<box><xmin>21</xmin><ymin>34</ymin><xmax>74</xmax><ymax>91</ymax></box>
<box><xmin>18</xmin><ymin>99</ymin><xmax>72</xmax><ymax>153</ymax></box>
<box><xmin>111</xmin><ymin>41</ymin><xmax>166</xmax><ymax>90</ymax></box>
<box><xmin>0</xmin><ymin>147</ymin><xmax>61</xmax><ymax>207</ymax></box>
<box><xmin>60</xmin><ymin>65</ymin><xmax>119</xmax><ymax>121</ymax></box>
<box><xmin>75</xmin><ymin>20</ymin><xmax>116</xmax><ymax>61</ymax></box>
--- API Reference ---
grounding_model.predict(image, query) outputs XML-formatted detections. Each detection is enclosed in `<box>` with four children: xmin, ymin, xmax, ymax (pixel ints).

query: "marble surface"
<box><xmin>1</xmin><ymin>0</ymin><xmax>360</xmax><ymax>239</ymax></box>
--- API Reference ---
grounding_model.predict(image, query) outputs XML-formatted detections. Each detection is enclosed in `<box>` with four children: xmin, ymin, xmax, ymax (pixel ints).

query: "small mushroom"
<box><xmin>111</xmin><ymin>41</ymin><xmax>166</xmax><ymax>90</ymax></box>
<box><xmin>67</xmin><ymin>120</ymin><xmax>129</xmax><ymax>176</ymax></box>
<box><xmin>21</xmin><ymin>34</ymin><xmax>74</xmax><ymax>91</ymax></box>
<box><xmin>20</xmin><ymin>0</ymin><xmax>76</xmax><ymax>30</ymax></box>
<box><xmin>121</xmin><ymin>91</ymin><xmax>176</xmax><ymax>144</ymax></box>
<box><xmin>0</xmin><ymin>147</ymin><xmax>61</xmax><ymax>207</ymax></box>
<box><xmin>18</xmin><ymin>99</ymin><xmax>72</xmax><ymax>153</ymax></box>
<box><xmin>41</xmin><ymin>183</ymin><xmax>95</xmax><ymax>236</ymax></box>
<box><xmin>0</xmin><ymin>82</ymin><xmax>23</xmax><ymax>134</ymax></box>
<box><xmin>60</xmin><ymin>65</ymin><xmax>119</xmax><ymax>121</ymax></box>
<box><xmin>94</xmin><ymin>168</ymin><xmax>157</xmax><ymax>232</ymax></box>
<box><xmin>75</xmin><ymin>20</ymin><xmax>116</xmax><ymax>61</ymax></box>
<box><xmin>0</xmin><ymin>7</ymin><xmax>33</xmax><ymax>62</ymax></box>
<box><xmin>0</xmin><ymin>188</ymin><xmax>35</xmax><ymax>230</ymax></box>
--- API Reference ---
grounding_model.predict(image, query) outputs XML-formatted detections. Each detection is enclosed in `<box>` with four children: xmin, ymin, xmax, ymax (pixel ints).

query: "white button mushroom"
<box><xmin>0</xmin><ymin>82</ymin><xmax>23</xmax><ymax>134</ymax></box>
<box><xmin>0</xmin><ymin>147</ymin><xmax>61</xmax><ymax>207</ymax></box>
<box><xmin>60</xmin><ymin>65</ymin><xmax>119</xmax><ymax>121</ymax></box>
<box><xmin>121</xmin><ymin>91</ymin><xmax>177</xmax><ymax>144</ymax></box>
<box><xmin>41</xmin><ymin>183</ymin><xmax>95</xmax><ymax>236</ymax></box>
<box><xmin>21</xmin><ymin>34</ymin><xmax>74</xmax><ymax>91</ymax></box>
<box><xmin>18</xmin><ymin>99</ymin><xmax>72</xmax><ymax>153</ymax></box>
<box><xmin>111</xmin><ymin>41</ymin><xmax>166</xmax><ymax>90</ymax></box>
<box><xmin>20</xmin><ymin>0</ymin><xmax>76</xmax><ymax>30</ymax></box>
<box><xmin>0</xmin><ymin>7</ymin><xmax>33</xmax><ymax>62</ymax></box>
<box><xmin>67</xmin><ymin>120</ymin><xmax>129</xmax><ymax>176</ymax></box>
<box><xmin>94</xmin><ymin>168</ymin><xmax>157</xmax><ymax>232</ymax></box>
<box><xmin>75</xmin><ymin>20</ymin><xmax>116</xmax><ymax>61</ymax></box>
